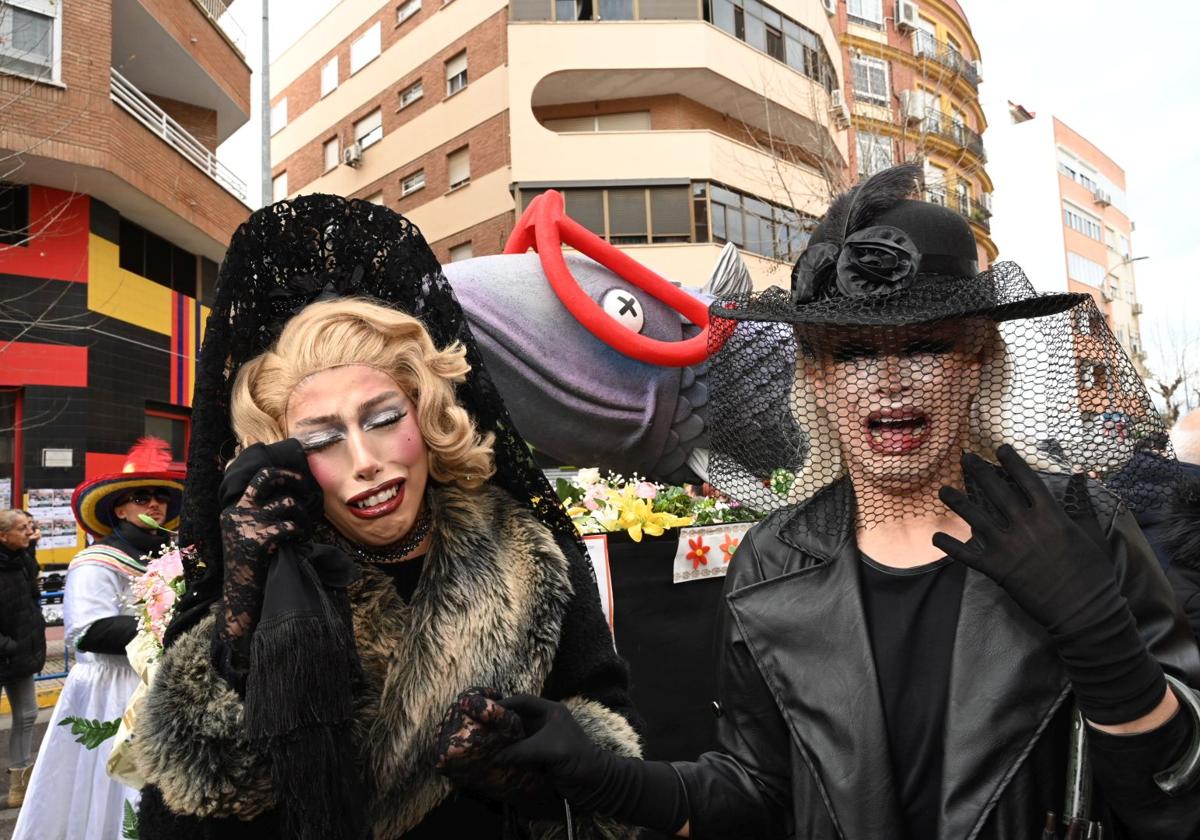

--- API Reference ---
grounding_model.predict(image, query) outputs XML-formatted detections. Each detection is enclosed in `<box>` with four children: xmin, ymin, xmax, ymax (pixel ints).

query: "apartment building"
<box><xmin>269</xmin><ymin>0</ymin><xmax>849</xmax><ymax>289</ymax></box>
<box><xmin>0</xmin><ymin>0</ymin><xmax>251</xmax><ymax>564</ymax></box>
<box><xmin>833</xmin><ymin>0</ymin><xmax>994</xmax><ymax>266</ymax></box>
<box><xmin>989</xmin><ymin>108</ymin><xmax>1147</xmax><ymax>376</ymax></box>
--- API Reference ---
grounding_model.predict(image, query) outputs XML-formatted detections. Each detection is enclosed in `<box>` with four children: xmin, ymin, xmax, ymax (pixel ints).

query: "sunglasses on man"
<box><xmin>117</xmin><ymin>489</ymin><xmax>173</xmax><ymax>507</ymax></box>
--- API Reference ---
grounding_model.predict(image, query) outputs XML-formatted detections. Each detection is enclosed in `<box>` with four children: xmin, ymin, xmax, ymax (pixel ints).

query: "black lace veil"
<box><xmin>168</xmin><ymin>195</ymin><xmax>583</xmax><ymax>638</ymax></box>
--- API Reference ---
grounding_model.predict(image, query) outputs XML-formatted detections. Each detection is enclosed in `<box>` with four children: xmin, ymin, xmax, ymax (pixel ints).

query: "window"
<box><xmin>399</xmin><ymin>79</ymin><xmax>424</xmax><ymax>109</ymax></box>
<box><xmin>200</xmin><ymin>258</ymin><xmax>219</xmax><ymax>305</ymax></box>
<box><xmin>955</xmin><ymin>179</ymin><xmax>971</xmax><ymax>216</ymax></box>
<box><xmin>350</xmin><ymin>21</ymin><xmax>382</xmax><ymax>74</ymax></box>
<box><xmin>1080</xmin><ymin>361</ymin><xmax>1108</xmax><ymax>392</ymax></box>
<box><xmin>709</xmin><ymin>183</ymin><xmax>809</xmax><ymax>261</ymax></box>
<box><xmin>912</xmin><ymin>16</ymin><xmax>937</xmax><ymax>57</ymax></box>
<box><xmin>270</xmin><ymin>98</ymin><xmax>288</xmax><ymax>135</ymax></box>
<box><xmin>0</xmin><ymin>183</ymin><xmax>30</xmax><ymax>247</ymax></box>
<box><xmin>448</xmin><ymin>242</ymin><xmax>474</xmax><ymax>262</ymax></box>
<box><xmin>445</xmin><ymin>51</ymin><xmax>468</xmax><ymax>96</ymax></box>
<box><xmin>709</xmin><ymin>0</ymin><xmax>835</xmax><ymax>92</ymax></box>
<box><xmin>272</xmin><ymin>172</ymin><xmax>288</xmax><ymax>202</ymax></box>
<box><xmin>323</xmin><ymin>137</ymin><xmax>340</xmax><ymax>172</ymax></box>
<box><xmin>0</xmin><ymin>0</ymin><xmax>61</xmax><ymax>83</ymax></box>
<box><xmin>1067</xmin><ymin>251</ymin><xmax>1106</xmax><ymax>287</ymax></box>
<box><xmin>366</xmin><ymin>192</ymin><xmax>385</xmax><ymax>205</ymax></box>
<box><xmin>542</xmin><ymin>111</ymin><xmax>651</xmax><ymax>132</ymax></box>
<box><xmin>354</xmin><ymin>108</ymin><xmax>383</xmax><ymax>148</ymax></box>
<box><xmin>856</xmin><ymin>132</ymin><xmax>893</xmax><ymax>176</ymax></box>
<box><xmin>401</xmin><ymin>170</ymin><xmax>426</xmax><ymax>196</ymax></box>
<box><xmin>320</xmin><ymin>57</ymin><xmax>339</xmax><ymax>98</ymax></box>
<box><xmin>851</xmin><ymin>56</ymin><xmax>889</xmax><ymax>105</ymax></box>
<box><xmin>145</xmin><ymin>408</ymin><xmax>189</xmax><ymax>464</ymax></box>
<box><xmin>1063</xmin><ymin>204</ymin><xmax>1102</xmax><ymax>241</ymax></box>
<box><xmin>847</xmin><ymin>0</ymin><xmax>883</xmax><ymax>27</ymax></box>
<box><xmin>520</xmin><ymin>184</ymin><xmax>699</xmax><ymax>246</ymax></box>
<box><xmin>118</xmin><ymin>218</ymin><xmax>197</xmax><ymax>296</ymax></box>
<box><xmin>398</xmin><ymin>0</ymin><xmax>421</xmax><ymax>23</ymax></box>
<box><xmin>447</xmin><ymin>147</ymin><xmax>471</xmax><ymax>190</ymax></box>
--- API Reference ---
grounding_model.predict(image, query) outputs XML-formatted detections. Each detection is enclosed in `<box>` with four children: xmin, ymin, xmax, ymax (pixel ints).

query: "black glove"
<box><xmin>933</xmin><ymin>445</ymin><xmax>1166</xmax><ymax>725</ymax></box>
<box><xmin>216</xmin><ymin>440</ymin><xmax>321</xmax><ymax>669</ymax></box>
<box><xmin>491</xmin><ymin>695</ymin><xmax>688</xmax><ymax>833</ymax></box>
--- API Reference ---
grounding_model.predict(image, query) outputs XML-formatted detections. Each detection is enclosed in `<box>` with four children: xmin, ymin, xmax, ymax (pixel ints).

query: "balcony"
<box><xmin>189</xmin><ymin>0</ymin><xmax>248</xmax><ymax>56</ymax></box>
<box><xmin>925</xmin><ymin>189</ymin><xmax>990</xmax><ymax>233</ymax></box>
<box><xmin>111</xmin><ymin>68</ymin><xmax>247</xmax><ymax>200</ymax></box>
<box><xmin>919</xmin><ymin>109</ymin><xmax>986</xmax><ymax>161</ymax></box>
<box><xmin>912</xmin><ymin>31</ymin><xmax>979</xmax><ymax>89</ymax></box>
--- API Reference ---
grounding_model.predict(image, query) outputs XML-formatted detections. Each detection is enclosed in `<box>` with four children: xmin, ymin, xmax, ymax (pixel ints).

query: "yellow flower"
<box><xmin>603</xmin><ymin>485</ymin><xmax>692</xmax><ymax>541</ymax></box>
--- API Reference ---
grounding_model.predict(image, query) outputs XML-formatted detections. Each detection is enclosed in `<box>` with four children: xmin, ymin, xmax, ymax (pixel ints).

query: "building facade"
<box><xmin>268</xmin><ymin>0</ymin><xmax>849</xmax><ymax>290</ymax></box>
<box><xmin>988</xmin><ymin>109</ymin><xmax>1147</xmax><ymax>375</ymax></box>
<box><xmin>0</xmin><ymin>0</ymin><xmax>251</xmax><ymax>564</ymax></box>
<box><xmin>832</xmin><ymin>0</ymin><xmax>995</xmax><ymax>266</ymax></box>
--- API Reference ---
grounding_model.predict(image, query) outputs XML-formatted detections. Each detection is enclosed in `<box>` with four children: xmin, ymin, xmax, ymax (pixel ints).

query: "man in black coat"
<box><xmin>0</xmin><ymin>508</ymin><xmax>46</xmax><ymax>808</ymax></box>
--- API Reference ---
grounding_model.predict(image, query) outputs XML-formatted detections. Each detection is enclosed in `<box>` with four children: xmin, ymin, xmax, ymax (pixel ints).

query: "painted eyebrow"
<box><xmin>293</xmin><ymin>391</ymin><xmax>405</xmax><ymax>429</ymax></box>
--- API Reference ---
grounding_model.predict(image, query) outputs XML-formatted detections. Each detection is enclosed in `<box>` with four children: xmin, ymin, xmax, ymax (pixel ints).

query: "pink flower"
<box><xmin>147</xmin><ymin>550</ymin><xmax>184</xmax><ymax>581</ymax></box>
<box><xmin>635</xmin><ymin>481</ymin><xmax>658</xmax><ymax>500</ymax></box>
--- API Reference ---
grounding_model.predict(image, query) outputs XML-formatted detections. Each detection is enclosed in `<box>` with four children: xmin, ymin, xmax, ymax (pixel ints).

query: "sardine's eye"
<box><xmin>601</xmin><ymin>288</ymin><xmax>644</xmax><ymax>334</ymax></box>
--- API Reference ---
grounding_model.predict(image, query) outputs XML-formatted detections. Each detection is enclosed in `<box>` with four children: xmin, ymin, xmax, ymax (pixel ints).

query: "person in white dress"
<box><xmin>13</xmin><ymin>439</ymin><xmax>183</xmax><ymax>840</ymax></box>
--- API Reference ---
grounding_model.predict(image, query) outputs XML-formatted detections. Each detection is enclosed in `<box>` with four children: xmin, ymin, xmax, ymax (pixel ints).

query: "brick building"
<box><xmin>0</xmin><ymin>0</ymin><xmax>251</xmax><ymax>564</ymax></box>
<box><xmin>268</xmin><ymin>0</ymin><xmax>849</xmax><ymax>289</ymax></box>
<box><xmin>833</xmin><ymin>0</ymin><xmax>995</xmax><ymax>266</ymax></box>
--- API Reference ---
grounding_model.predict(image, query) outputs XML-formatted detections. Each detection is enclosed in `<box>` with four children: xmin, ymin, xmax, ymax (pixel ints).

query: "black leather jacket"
<box><xmin>673</xmin><ymin>478</ymin><xmax>1200</xmax><ymax>839</ymax></box>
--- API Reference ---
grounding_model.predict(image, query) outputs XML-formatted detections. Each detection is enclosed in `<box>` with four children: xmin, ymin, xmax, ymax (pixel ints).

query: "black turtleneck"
<box><xmin>75</xmin><ymin>520</ymin><xmax>167</xmax><ymax>655</ymax></box>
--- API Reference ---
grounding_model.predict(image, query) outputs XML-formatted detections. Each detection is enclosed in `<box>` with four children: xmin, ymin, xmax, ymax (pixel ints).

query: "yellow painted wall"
<box><xmin>87</xmin><ymin>234</ymin><xmax>173</xmax><ymax>336</ymax></box>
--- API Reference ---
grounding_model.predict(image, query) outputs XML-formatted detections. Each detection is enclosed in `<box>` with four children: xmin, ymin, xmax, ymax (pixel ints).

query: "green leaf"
<box><xmin>122</xmin><ymin>800</ymin><xmax>139</xmax><ymax>839</ymax></box>
<box><xmin>57</xmin><ymin>716</ymin><xmax>121</xmax><ymax>750</ymax></box>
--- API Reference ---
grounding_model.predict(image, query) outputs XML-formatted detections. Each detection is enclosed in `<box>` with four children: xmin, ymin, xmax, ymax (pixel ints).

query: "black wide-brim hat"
<box><xmin>713</xmin><ymin>167</ymin><xmax>1088</xmax><ymax>326</ymax></box>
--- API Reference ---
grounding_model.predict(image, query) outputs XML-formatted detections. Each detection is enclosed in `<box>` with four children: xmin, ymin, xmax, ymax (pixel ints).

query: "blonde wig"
<box><xmin>230</xmin><ymin>298</ymin><xmax>495</xmax><ymax>489</ymax></box>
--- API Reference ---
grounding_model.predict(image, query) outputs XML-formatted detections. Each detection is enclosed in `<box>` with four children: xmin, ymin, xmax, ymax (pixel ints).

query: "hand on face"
<box><xmin>286</xmin><ymin>364</ymin><xmax>430</xmax><ymax>548</ymax></box>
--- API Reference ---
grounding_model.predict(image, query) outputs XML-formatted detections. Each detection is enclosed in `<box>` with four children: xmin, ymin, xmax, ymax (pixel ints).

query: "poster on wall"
<box><xmin>582</xmin><ymin>534</ymin><xmax>614</xmax><ymax>633</ymax></box>
<box><xmin>0</xmin><ymin>478</ymin><xmax>11</xmax><ymax>510</ymax></box>
<box><xmin>27</xmin><ymin>488</ymin><xmax>80</xmax><ymax>550</ymax></box>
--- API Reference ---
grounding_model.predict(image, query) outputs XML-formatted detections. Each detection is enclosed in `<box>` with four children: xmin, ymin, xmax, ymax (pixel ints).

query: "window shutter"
<box><xmin>607</xmin><ymin>188</ymin><xmax>648</xmax><ymax>238</ymax></box>
<box><xmin>448</xmin><ymin>148</ymin><xmax>471</xmax><ymax>188</ymax></box>
<box><xmin>596</xmin><ymin>111</ymin><xmax>651</xmax><ymax>131</ymax></box>
<box><xmin>565</xmin><ymin>190</ymin><xmax>605</xmax><ymax>235</ymax></box>
<box><xmin>650</xmin><ymin>187</ymin><xmax>690</xmax><ymax>238</ymax></box>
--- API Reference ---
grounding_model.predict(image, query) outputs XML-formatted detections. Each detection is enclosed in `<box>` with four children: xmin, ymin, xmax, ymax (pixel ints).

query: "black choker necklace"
<box><xmin>337</xmin><ymin>508</ymin><xmax>432</xmax><ymax>565</ymax></box>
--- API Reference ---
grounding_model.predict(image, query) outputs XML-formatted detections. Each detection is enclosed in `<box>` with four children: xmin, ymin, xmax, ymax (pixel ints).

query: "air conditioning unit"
<box><xmin>342</xmin><ymin>142</ymin><xmax>363</xmax><ymax>168</ymax></box>
<box><xmin>1132</xmin><ymin>302</ymin><xmax>1144</xmax><ymax>315</ymax></box>
<box><xmin>1100</xmin><ymin>288</ymin><xmax>1114</xmax><ymax>302</ymax></box>
<box><xmin>821</xmin><ymin>0</ymin><xmax>837</xmax><ymax>16</ymax></box>
<box><xmin>895</xmin><ymin>0</ymin><xmax>919</xmax><ymax>31</ymax></box>
<box><xmin>828</xmin><ymin>89</ymin><xmax>850</xmax><ymax>128</ymax></box>
<box><xmin>972</xmin><ymin>59</ymin><xmax>983</xmax><ymax>81</ymax></box>
<box><xmin>898</xmin><ymin>90</ymin><xmax>925</xmax><ymax>124</ymax></box>
<box><xmin>1092</xmin><ymin>189</ymin><xmax>1112</xmax><ymax>207</ymax></box>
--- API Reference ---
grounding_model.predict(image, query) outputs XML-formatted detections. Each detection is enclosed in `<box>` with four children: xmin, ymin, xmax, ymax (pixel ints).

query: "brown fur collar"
<box><xmin>350</xmin><ymin>483</ymin><xmax>574</xmax><ymax>838</ymax></box>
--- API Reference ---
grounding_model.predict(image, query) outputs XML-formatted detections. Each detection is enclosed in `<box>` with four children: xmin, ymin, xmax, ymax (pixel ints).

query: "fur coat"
<box><xmin>133</xmin><ymin>484</ymin><xmax>641</xmax><ymax>839</ymax></box>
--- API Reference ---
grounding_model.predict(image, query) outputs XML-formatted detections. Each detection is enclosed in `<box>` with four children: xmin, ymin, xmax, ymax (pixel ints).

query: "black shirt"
<box><xmin>859</xmin><ymin>553</ymin><xmax>966</xmax><ymax>840</ymax></box>
<box><xmin>368</xmin><ymin>555</ymin><xmax>426</xmax><ymax>602</ymax></box>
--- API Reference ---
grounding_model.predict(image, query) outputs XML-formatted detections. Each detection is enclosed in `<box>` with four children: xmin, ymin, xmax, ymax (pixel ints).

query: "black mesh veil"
<box><xmin>705</xmin><ymin>167</ymin><xmax>1177</xmax><ymax>532</ymax></box>
<box><xmin>168</xmin><ymin>195</ymin><xmax>583</xmax><ymax>635</ymax></box>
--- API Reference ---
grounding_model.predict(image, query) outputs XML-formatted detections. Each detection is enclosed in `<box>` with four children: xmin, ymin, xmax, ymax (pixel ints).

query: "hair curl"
<box><xmin>230</xmin><ymin>298</ymin><xmax>495</xmax><ymax>489</ymax></box>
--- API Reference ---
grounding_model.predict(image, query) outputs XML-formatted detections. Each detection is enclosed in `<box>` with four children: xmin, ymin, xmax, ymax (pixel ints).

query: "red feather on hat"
<box><xmin>122</xmin><ymin>437</ymin><xmax>174</xmax><ymax>473</ymax></box>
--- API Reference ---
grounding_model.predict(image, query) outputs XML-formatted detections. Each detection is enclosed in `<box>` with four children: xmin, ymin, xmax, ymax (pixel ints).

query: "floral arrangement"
<box><xmin>556</xmin><ymin>469</ymin><xmax>761</xmax><ymax>542</ymax></box>
<box><xmin>129</xmin><ymin>543</ymin><xmax>187</xmax><ymax>650</ymax></box>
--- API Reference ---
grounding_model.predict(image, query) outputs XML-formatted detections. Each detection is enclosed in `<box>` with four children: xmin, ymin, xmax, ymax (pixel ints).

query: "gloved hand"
<box><xmin>216</xmin><ymin>441</ymin><xmax>321</xmax><ymax>655</ymax></box>
<box><xmin>435</xmin><ymin>688</ymin><xmax>560</xmax><ymax>818</ymax></box>
<box><xmin>491</xmin><ymin>695</ymin><xmax>688</xmax><ymax>832</ymax></box>
<box><xmin>933</xmin><ymin>445</ymin><xmax>1166</xmax><ymax>725</ymax></box>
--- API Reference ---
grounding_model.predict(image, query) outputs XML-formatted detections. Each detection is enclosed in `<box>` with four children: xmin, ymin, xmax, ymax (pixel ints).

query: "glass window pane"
<box><xmin>596</xmin><ymin>111</ymin><xmax>651</xmax><ymax>130</ymax></box>
<box><xmin>710</xmin><ymin>185</ymin><xmax>740</xmax><ymax>206</ymax></box>
<box><xmin>744</xmin><ymin>14</ymin><xmax>766</xmax><ymax>51</ymax></box>
<box><xmin>726</xmin><ymin>207</ymin><xmax>743</xmax><ymax>246</ymax></box>
<box><xmin>712</xmin><ymin>0</ymin><xmax>735</xmax><ymax>33</ymax></box>
<box><xmin>639</xmin><ymin>0</ymin><xmax>700</xmax><ymax>19</ymax></box>
<box><xmin>598</xmin><ymin>0</ymin><xmax>633</xmax><ymax>19</ymax></box>
<box><xmin>711</xmin><ymin>203</ymin><xmax>726</xmax><ymax>241</ymax></box>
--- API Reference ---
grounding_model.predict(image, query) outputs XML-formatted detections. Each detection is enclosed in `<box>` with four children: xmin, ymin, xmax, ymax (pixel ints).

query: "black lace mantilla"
<box><xmin>168</xmin><ymin>196</ymin><xmax>586</xmax><ymax>640</ymax></box>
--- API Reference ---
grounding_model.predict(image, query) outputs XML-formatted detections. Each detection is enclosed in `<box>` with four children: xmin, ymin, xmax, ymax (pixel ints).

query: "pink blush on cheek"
<box><xmin>304</xmin><ymin>452</ymin><xmax>344</xmax><ymax>497</ymax></box>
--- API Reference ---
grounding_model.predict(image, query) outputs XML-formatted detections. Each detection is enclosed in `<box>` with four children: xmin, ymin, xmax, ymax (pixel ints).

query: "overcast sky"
<box><xmin>217</xmin><ymin>0</ymin><xmax>1199</xmax><ymax>379</ymax></box>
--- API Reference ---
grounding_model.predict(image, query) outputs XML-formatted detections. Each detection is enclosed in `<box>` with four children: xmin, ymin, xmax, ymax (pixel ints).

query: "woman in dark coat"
<box><xmin>443</xmin><ymin>165</ymin><xmax>1200</xmax><ymax>839</ymax></box>
<box><xmin>0</xmin><ymin>508</ymin><xmax>46</xmax><ymax>808</ymax></box>
<box><xmin>132</xmin><ymin>196</ymin><xmax>640</xmax><ymax>840</ymax></box>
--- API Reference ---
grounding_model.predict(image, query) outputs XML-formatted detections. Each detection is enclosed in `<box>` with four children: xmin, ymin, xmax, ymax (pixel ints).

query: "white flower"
<box><xmin>575</xmin><ymin>468</ymin><xmax>601</xmax><ymax>487</ymax></box>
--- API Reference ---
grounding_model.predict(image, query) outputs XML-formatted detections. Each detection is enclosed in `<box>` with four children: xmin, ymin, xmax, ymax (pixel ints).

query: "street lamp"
<box><xmin>1103</xmin><ymin>254</ymin><xmax>1149</xmax><ymax>300</ymax></box>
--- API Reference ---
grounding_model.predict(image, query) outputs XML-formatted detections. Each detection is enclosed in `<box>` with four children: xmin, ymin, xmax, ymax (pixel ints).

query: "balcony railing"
<box><xmin>924</xmin><ymin>189</ymin><xmax>991</xmax><ymax>233</ymax></box>
<box><xmin>912</xmin><ymin>31</ymin><xmax>979</xmax><ymax>88</ymax></box>
<box><xmin>919</xmin><ymin>108</ymin><xmax>986</xmax><ymax>160</ymax></box>
<box><xmin>110</xmin><ymin>68</ymin><xmax>247</xmax><ymax>201</ymax></box>
<box><xmin>189</xmin><ymin>0</ymin><xmax>248</xmax><ymax>55</ymax></box>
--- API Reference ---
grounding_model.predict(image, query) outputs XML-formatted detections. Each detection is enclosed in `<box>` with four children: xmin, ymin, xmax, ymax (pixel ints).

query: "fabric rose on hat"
<box><xmin>835</xmin><ymin>225</ymin><xmax>920</xmax><ymax>297</ymax></box>
<box><xmin>790</xmin><ymin>242</ymin><xmax>840</xmax><ymax>305</ymax></box>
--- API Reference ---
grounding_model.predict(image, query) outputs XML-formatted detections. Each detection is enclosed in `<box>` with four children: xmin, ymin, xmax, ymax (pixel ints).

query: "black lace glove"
<box><xmin>933</xmin><ymin>445</ymin><xmax>1166</xmax><ymax>725</ymax></box>
<box><xmin>487</xmin><ymin>694</ymin><xmax>688</xmax><ymax>833</ymax></box>
<box><xmin>216</xmin><ymin>440</ymin><xmax>321</xmax><ymax>675</ymax></box>
<box><xmin>435</xmin><ymin>688</ymin><xmax>560</xmax><ymax>818</ymax></box>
